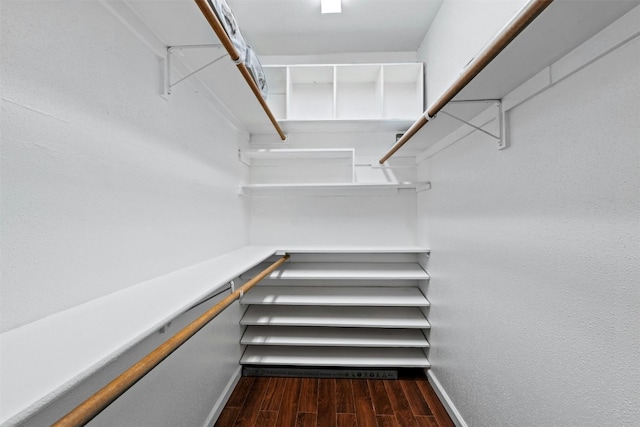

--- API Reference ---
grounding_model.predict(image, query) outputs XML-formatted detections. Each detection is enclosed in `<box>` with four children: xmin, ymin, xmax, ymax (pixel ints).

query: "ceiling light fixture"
<box><xmin>321</xmin><ymin>0</ymin><xmax>341</xmax><ymax>14</ymax></box>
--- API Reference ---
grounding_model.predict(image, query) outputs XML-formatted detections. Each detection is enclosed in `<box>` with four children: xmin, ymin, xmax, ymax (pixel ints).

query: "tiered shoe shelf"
<box><xmin>239</xmin><ymin>251</ymin><xmax>431</xmax><ymax>369</ymax></box>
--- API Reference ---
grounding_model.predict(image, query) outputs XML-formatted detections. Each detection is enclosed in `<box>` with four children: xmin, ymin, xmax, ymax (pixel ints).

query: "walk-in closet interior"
<box><xmin>1</xmin><ymin>0</ymin><xmax>638</xmax><ymax>426</ymax></box>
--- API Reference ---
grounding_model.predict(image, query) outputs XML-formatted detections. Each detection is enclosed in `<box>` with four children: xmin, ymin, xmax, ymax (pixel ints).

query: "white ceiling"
<box><xmin>226</xmin><ymin>0</ymin><xmax>444</xmax><ymax>55</ymax></box>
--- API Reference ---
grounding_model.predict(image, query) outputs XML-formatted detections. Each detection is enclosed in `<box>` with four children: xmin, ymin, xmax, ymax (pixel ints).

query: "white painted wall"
<box><xmin>247</xmin><ymin>132</ymin><xmax>418</xmax><ymax>247</ymax></box>
<box><xmin>417</xmin><ymin>26</ymin><xmax>640</xmax><ymax>427</ymax></box>
<box><xmin>1</xmin><ymin>0</ymin><xmax>248</xmax><ymax>425</ymax></box>
<box><xmin>1</xmin><ymin>0</ymin><xmax>248</xmax><ymax>333</ymax></box>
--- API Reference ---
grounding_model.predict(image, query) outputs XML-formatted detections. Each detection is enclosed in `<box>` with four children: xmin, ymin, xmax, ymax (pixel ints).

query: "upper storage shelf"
<box><xmin>378</xmin><ymin>1</ymin><xmax>639</xmax><ymax>161</ymax></box>
<box><xmin>264</xmin><ymin>63</ymin><xmax>424</xmax><ymax>132</ymax></box>
<box><xmin>122</xmin><ymin>0</ymin><xmax>284</xmax><ymax>138</ymax></box>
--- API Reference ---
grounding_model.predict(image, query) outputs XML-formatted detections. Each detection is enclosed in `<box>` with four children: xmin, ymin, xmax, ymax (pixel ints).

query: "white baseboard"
<box><xmin>427</xmin><ymin>370</ymin><xmax>468</xmax><ymax>427</ymax></box>
<box><xmin>202</xmin><ymin>366</ymin><xmax>243</xmax><ymax>427</ymax></box>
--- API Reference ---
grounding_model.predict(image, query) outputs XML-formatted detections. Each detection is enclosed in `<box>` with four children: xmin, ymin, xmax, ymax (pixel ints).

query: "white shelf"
<box><xmin>239</xmin><ymin>182</ymin><xmax>431</xmax><ymax>197</ymax></box>
<box><xmin>263</xmin><ymin>262</ymin><xmax>429</xmax><ymax>280</ymax></box>
<box><xmin>241</xmin><ymin>346</ymin><xmax>430</xmax><ymax>368</ymax></box>
<box><xmin>276</xmin><ymin>118</ymin><xmax>417</xmax><ymax>133</ymax></box>
<box><xmin>276</xmin><ymin>246</ymin><xmax>429</xmax><ymax>254</ymax></box>
<box><xmin>265</xmin><ymin>63</ymin><xmax>423</xmax><ymax>124</ymax></box>
<box><xmin>240</xmin><ymin>306</ymin><xmax>430</xmax><ymax>329</ymax></box>
<box><xmin>120</xmin><ymin>1</ymin><xmax>280</xmax><ymax>137</ymax></box>
<box><xmin>241</xmin><ymin>148</ymin><xmax>354</xmax><ymax>161</ymax></box>
<box><xmin>241</xmin><ymin>326</ymin><xmax>429</xmax><ymax>347</ymax></box>
<box><xmin>241</xmin><ymin>286</ymin><xmax>429</xmax><ymax>306</ymax></box>
<box><xmin>399</xmin><ymin>2</ymin><xmax>639</xmax><ymax>156</ymax></box>
<box><xmin>0</xmin><ymin>246</ymin><xmax>277</xmax><ymax>426</ymax></box>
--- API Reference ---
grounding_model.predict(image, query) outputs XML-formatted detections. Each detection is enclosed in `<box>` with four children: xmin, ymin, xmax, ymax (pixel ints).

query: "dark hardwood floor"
<box><xmin>215</xmin><ymin>371</ymin><xmax>455</xmax><ymax>427</ymax></box>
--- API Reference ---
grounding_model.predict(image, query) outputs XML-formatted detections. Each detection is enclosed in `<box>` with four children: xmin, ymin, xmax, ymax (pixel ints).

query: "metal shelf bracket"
<box><xmin>163</xmin><ymin>44</ymin><xmax>226</xmax><ymax>96</ymax></box>
<box><xmin>443</xmin><ymin>100</ymin><xmax>508</xmax><ymax>150</ymax></box>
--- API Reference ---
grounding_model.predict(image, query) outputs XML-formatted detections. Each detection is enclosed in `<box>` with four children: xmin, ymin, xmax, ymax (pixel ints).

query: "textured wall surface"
<box><xmin>0</xmin><ymin>1</ymin><xmax>248</xmax><ymax>332</ymax></box>
<box><xmin>1</xmin><ymin>1</ymin><xmax>248</xmax><ymax>425</ymax></box>
<box><xmin>248</xmin><ymin>132</ymin><xmax>419</xmax><ymax>247</ymax></box>
<box><xmin>417</xmin><ymin>34</ymin><xmax>640</xmax><ymax>426</ymax></box>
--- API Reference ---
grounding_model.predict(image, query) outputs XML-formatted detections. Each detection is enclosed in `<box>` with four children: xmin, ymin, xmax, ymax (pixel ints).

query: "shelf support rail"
<box><xmin>378</xmin><ymin>0</ymin><xmax>553</xmax><ymax>163</ymax></box>
<box><xmin>164</xmin><ymin>44</ymin><xmax>226</xmax><ymax>96</ymax></box>
<box><xmin>52</xmin><ymin>253</ymin><xmax>291</xmax><ymax>427</ymax></box>
<box><xmin>193</xmin><ymin>0</ymin><xmax>286</xmax><ymax>140</ymax></box>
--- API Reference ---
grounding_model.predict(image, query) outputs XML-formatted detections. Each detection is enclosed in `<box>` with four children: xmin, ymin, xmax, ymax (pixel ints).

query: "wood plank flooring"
<box><xmin>216</xmin><ymin>372</ymin><xmax>455</xmax><ymax>427</ymax></box>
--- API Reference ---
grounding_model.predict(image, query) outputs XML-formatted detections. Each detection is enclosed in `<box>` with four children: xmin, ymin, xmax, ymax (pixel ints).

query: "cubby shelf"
<box><xmin>263</xmin><ymin>63</ymin><xmax>423</xmax><ymax>128</ymax></box>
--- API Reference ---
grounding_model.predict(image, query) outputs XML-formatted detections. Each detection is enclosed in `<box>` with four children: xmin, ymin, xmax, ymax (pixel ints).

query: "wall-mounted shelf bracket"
<box><xmin>444</xmin><ymin>100</ymin><xmax>508</xmax><ymax>150</ymax></box>
<box><xmin>164</xmin><ymin>44</ymin><xmax>225</xmax><ymax>96</ymax></box>
<box><xmin>416</xmin><ymin>182</ymin><xmax>432</xmax><ymax>193</ymax></box>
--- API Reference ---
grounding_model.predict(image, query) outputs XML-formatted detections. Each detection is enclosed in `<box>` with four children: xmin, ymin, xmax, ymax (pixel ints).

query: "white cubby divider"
<box><xmin>265</xmin><ymin>63</ymin><xmax>423</xmax><ymax>122</ymax></box>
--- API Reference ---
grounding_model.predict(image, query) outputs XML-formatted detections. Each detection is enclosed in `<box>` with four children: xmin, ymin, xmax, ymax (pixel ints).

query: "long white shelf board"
<box><xmin>240</xmin><ymin>286</ymin><xmax>429</xmax><ymax>307</ymax></box>
<box><xmin>241</xmin><ymin>346</ymin><xmax>430</xmax><ymax>368</ymax></box>
<box><xmin>264</xmin><ymin>262</ymin><xmax>429</xmax><ymax>280</ymax></box>
<box><xmin>239</xmin><ymin>182</ymin><xmax>430</xmax><ymax>197</ymax></box>
<box><xmin>0</xmin><ymin>246</ymin><xmax>277</xmax><ymax>426</ymax></box>
<box><xmin>120</xmin><ymin>1</ymin><xmax>278</xmax><ymax>138</ymax></box>
<box><xmin>240</xmin><ymin>306</ymin><xmax>430</xmax><ymax>329</ymax></box>
<box><xmin>241</xmin><ymin>326</ymin><xmax>429</xmax><ymax>348</ymax></box>
<box><xmin>404</xmin><ymin>2</ymin><xmax>638</xmax><ymax>157</ymax></box>
<box><xmin>276</xmin><ymin>119</ymin><xmax>418</xmax><ymax>134</ymax></box>
<box><xmin>277</xmin><ymin>246</ymin><xmax>430</xmax><ymax>254</ymax></box>
<box><xmin>241</xmin><ymin>148</ymin><xmax>354</xmax><ymax>160</ymax></box>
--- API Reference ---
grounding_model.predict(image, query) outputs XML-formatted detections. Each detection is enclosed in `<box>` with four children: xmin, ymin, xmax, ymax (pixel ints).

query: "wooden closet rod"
<box><xmin>193</xmin><ymin>0</ymin><xmax>286</xmax><ymax>141</ymax></box>
<box><xmin>52</xmin><ymin>254</ymin><xmax>291</xmax><ymax>427</ymax></box>
<box><xmin>379</xmin><ymin>0</ymin><xmax>553</xmax><ymax>164</ymax></box>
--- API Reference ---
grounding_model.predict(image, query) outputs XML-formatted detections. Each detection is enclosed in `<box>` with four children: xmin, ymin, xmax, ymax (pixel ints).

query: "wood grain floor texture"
<box><xmin>215</xmin><ymin>374</ymin><xmax>455</xmax><ymax>427</ymax></box>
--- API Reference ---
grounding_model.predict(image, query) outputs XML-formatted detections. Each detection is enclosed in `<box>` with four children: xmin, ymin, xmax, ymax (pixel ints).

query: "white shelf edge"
<box><xmin>275</xmin><ymin>119</ymin><xmax>418</xmax><ymax>133</ymax></box>
<box><xmin>240</xmin><ymin>346</ymin><xmax>430</xmax><ymax>368</ymax></box>
<box><xmin>239</xmin><ymin>181</ymin><xmax>430</xmax><ymax>197</ymax></box>
<box><xmin>260</xmin><ymin>262</ymin><xmax>429</xmax><ymax>280</ymax></box>
<box><xmin>240</xmin><ymin>326</ymin><xmax>430</xmax><ymax>347</ymax></box>
<box><xmin>240</xmin><ymin>306</ymin><xmax>430</xmax><ymax>329</ymax></box>
<box><xmin>240</xmin><ymin>148</ymin><xmax>355</xmax><ymax>160</ymax></box>
<box><xmin>240</xmin><ymin>286</ymin><xmax>430</xmax><ymax>307</ymax></box>
<box><xmin>274</xmin><ymin>246</ymin><xmax>430</xmax><ymax>254</ymax></box>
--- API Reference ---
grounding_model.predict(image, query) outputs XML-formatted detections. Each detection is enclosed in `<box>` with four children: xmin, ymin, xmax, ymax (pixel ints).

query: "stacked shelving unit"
<box><xmin>239</xmin><ymin>250</ymin><xmax>432</xmax><ymax>369</ymax></box>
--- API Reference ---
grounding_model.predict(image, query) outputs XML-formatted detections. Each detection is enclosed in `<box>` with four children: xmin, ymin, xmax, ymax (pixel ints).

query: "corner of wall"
<box><xmin>202</xmin><ymin>366</ymin><xmax>243</xmax><ymax>427</ymax></box>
